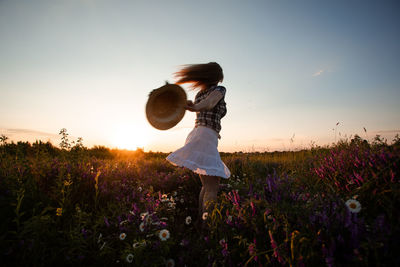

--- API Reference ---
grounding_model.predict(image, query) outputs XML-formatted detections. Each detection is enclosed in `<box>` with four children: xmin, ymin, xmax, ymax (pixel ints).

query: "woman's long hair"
<box><xmin>174</xmin><ymin>62</ymin><xmax>223</xmax><ymax>90</ymax></box>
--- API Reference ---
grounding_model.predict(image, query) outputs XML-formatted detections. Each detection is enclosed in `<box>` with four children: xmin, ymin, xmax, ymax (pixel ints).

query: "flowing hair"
<box><xmin>174</xmin><ymin>62</ymin><xmax>223</xmax><ymax>91</ymax></box>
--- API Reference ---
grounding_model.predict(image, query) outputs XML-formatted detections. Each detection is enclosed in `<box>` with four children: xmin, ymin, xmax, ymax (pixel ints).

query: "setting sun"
<box><xmin>110</xmin><ymin>124</ymin><xmax>151</xmax><ymax>150</ymax></box>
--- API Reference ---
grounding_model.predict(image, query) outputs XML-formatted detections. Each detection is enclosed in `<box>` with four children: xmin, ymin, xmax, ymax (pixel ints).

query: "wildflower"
<box><xmin>64</xmin><ymin>180</ymin><xmax>73</xmax><ymax>186</ymax></box>
<box><xmin>185</xmin><ymin>216</ymin><xmax>192</xmax><ymax>225</ymax></box>
<box><xmin>138</xmin><ymin>186</ymin><xmax>142</xmax><ymax>192</ymax></box>
<box><xmin>119</xmin><ymin>233</ymin><xmax>127</xmax><ymax>240</ymax></box>
<box><xmin>161</xmin><ymin>194</ymin><xmax>169</xmax><ymax>202</ymax></box>
<box><xmin>97</xmin><ymin>233</ymin><xmax>102</xmax><ymax>244</ymax></box>
<box><xmin>248</xmin><ymin>243</ymin><xmax>256</xmax><ymax>256</ymax></box>
<box><xmin>140</xmin><ymin>212</ymin><xmax>149</xmax><ymax>220</ymax></box>
<box><xmin>202</xmin><ymin>212</ymin><xmax>208</xmax><ymax>220</ymax></box>
<box><xmin>180</xmin><ymin>198</ymin><xmax>184</xmax><ymax>204</ymax></box>
<box><xmin>104</xmin><ymin>216</ymin><xmax>110</xmax><ymax>227</ymax></box>
<box><xmin>159</xmin><ymin>229</ymin><xmax>170</xmax><ymax>241</ymax></box>
<box><xmin>345</xmin><ymin>199</ymin><xmax>361</xmax><ymax>213</ymax></box>
<box><xmin>180</xmin><ymin>239</ymin><xmax>189</xmax><ymax>246</ymax></box>
<box><xmin>126</xmin><ymin>253</ymin><xmax>134</xmax><ymax>263</ymax></box>
<box><xmin>227</xmin><ymin>215</ymin><xmax>233</xmax><ymax>223</ymax></box>
<box><xmin>120</xmin><ymin>220</ymin><xmax>129</xmax><ymax>226</ymax></box>
<box><xmin>166</xmin><ymin>258</ymin><xmax>175</xmax><ymax>267</ymax></box>
<box><xmin>81</xmin><ymin>228</ymin><xmax>88</xmax><ymax>239</ymax></box>
<box><xmin>269</xmin><ymin>230</ymin><xmax>284</xmax><ymax>263</ymax></box>
<box><xmin>139</xmin><ymin>222</ymin><xmax>145</xmax><ymax>232</ymax></box>
<box><xmin>56</xmin><ymin>208</ymin><xmax>62</xmax><ymax>216</ymax></box>
<box><xmin>133</xmin><ymin>242</ymin><xmax>141</xmax><ymax>249</ymax></box>
<box><xmin>145</xmin><ymin>215</ymin><xmax>152</xmax><ymax>224</ymax></box>
<box><xmin>219</xmin><ymin>239</ymin><xmax>229</xmax><ymax>257</ymax></box>
<box><xmin>168</xmin><ymin>202</ymin><xmax>175</xmax><ymax>209</ymax></box>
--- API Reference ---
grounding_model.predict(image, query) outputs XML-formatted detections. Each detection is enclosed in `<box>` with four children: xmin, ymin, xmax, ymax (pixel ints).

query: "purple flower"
<box><xmin>104</xmin><ymin>216</ymin><xmax>110</xmax><ymax>227</ymax></box>
<box><xmin>81</xmin><ymin>228</ymin><xmax>88</xmax><ymax>238</ymax></box>
<box><xmin>219</xmin><ymin>239</ymin><xmax>229</xmax><ymax>257</ymax></box>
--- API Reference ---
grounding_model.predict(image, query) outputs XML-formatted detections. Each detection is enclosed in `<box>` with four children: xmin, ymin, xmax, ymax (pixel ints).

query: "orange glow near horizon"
<box><xmin>109</xmin><ymin>123</ymin><xmax>152</xmax><ymax>151</ymax></box>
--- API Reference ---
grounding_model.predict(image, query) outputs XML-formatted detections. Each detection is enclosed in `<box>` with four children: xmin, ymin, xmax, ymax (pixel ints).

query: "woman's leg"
<box><xmin>200</xmin><ymin>175</ymin><xmax>221</xmax><ymax>214</ymax></box>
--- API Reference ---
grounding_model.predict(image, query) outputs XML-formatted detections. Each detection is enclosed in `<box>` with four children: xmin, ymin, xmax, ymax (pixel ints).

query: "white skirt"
<box><xmin>166</xmin><ymin>126</ymin><xmax>231</xmax><ymax>178</ymax></box>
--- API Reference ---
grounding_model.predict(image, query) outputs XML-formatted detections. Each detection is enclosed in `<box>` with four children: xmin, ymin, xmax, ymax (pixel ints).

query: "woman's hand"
<box><xmin>185</xmin><ymin>100</ymin><xmax>198</xmax><ymax>112</ymax></box>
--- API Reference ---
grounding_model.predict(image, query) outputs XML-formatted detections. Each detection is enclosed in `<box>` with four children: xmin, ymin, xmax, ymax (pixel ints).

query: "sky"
<box><xmin>1</xmin><ymin>0</ymin><xmax>399</xmax><ymax>152</ymax></box>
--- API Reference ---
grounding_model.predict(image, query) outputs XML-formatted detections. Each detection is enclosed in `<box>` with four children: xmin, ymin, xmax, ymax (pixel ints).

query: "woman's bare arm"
<box><xmin>185</xmin><ymin>90</ymin><xmax>223</xmax><ymax>112</ymax></box>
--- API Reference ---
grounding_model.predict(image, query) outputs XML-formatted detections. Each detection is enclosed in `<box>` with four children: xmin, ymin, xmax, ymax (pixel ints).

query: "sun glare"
<box><xmin>110</xmin><ymin>124</ymin><xmax>151</xmax><ymax>150</ymax></box>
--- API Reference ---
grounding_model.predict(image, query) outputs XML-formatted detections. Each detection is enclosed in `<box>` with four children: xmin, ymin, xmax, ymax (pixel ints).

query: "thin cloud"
<box><xmin>2</xmin><ymin>128</ymin><xmax>58</xmax><ymax>137</ymax></box>
<box><xmin>312</xmin><ymin>69</ymin><xmax>324</xmax><ymax>77</ymax></box>
<box><xmin>372</xmin><ymin>129</ymin><xmax>400</xmax><ymax>134</ymax></box>
<box><xmin>0</xmin><ymin>128</ymin><xmax>61</xmax><ymax>144</ymax></box>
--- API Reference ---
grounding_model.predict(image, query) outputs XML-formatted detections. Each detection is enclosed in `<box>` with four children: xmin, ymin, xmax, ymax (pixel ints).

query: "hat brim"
<box><xmin>146</xmin><ymin>83</ymin><xmax>187</xmax><ymax>130</ymax></box>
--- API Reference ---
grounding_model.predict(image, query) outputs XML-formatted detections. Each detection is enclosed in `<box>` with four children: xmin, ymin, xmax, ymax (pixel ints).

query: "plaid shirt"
<box><xmin>194</xmin><ymin>85</ymin><xmax>227</xmax><ymax>134</ymax></box>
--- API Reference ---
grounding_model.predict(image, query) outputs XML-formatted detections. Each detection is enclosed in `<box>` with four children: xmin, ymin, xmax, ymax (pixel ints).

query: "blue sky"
<box><xmin>1</xmin><ymin>0</ymin><xmax>399</xmax><ymax>152</ymax></box>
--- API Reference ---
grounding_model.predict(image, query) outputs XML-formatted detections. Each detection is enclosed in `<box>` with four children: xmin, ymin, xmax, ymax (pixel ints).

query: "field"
<box><xmin>0</xmin><ymin>133</ymin><xmax>399</xmax><ymax>266</ymax></box>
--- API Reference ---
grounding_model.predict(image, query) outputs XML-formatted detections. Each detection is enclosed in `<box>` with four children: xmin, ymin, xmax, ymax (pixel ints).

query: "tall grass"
<box><xmin>0</xmin><ymin>133</ymin><xmax>399</xmax><ymax>266</ymax></box>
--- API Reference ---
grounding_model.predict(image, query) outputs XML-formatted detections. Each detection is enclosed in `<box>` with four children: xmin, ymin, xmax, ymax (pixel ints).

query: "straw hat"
<box><xmin>146</xmin><ymin>82</ymin><xmax>187</xmax><ymax>130</ymax></box>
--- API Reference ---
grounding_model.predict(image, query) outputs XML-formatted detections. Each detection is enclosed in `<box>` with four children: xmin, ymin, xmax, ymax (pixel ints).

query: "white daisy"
<box><xmin>166</xmin><ymin>258</ymin><xmax>175</xmax><ymax>267</ymax></box>
<box><xmin>140</xmin><ymin>212</ymin><xmax>149</xmax><ymax>220</ymax></box>
<box><xmin>345</xmin><ymin>199</ymin><xmax>362</xmax><ymax>213</ymax></box>
<box><xmin>185</xmin><ymin>216</ymin><xmax>192</xmax><ymax>225</ymax></box>
<box><xmin>161</xmin><ymin>194</ymin><xmax>169</xmax><ymax>202</ymax></box>
<box><xmin>202</xmin><ymin>212</ymin><xmax>208</xmax><ymax>220</ymax></box>
<box><xmin>119</xmin><ymin>233</ymin><xmax>127</xmax><ymax>240</ymax></box>
<box><xmin>139</xmin><ymin>222</ymin><xmax>145</xmax><ymax>232</ymax></box>
<box><xmin>126</xmin><ymin>253</ymin><xmax>134</xmax><ymax>263</ymax></box>
<box><xmin>145</xmin><ymin>215</ymin><xmax>152</xmax><ymax>224</ymax></box>
<box><xmin>159</xmin><ymin>229</ymin><xmax>170</xmax><ymax>241</ymax></box>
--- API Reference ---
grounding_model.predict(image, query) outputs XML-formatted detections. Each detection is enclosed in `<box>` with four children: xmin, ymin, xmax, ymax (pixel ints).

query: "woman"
<box><xmin>166</xmin><ymin>62</ymin><xmax>231</xmax><ymax>221</ymax></box>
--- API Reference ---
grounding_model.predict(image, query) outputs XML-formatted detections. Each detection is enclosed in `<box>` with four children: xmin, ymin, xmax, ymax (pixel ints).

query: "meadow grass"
<box><xmin>0</xmin><ymin>134</ymin><xmax>399</xmax><ymax>266</ymax></box>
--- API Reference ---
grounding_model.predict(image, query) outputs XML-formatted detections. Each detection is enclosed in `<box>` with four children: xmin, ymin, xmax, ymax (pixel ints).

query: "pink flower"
<box><xmin>269</xmin><ymin>230</ymin><xmax>284</xmax><ymax>264</ymax></box>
